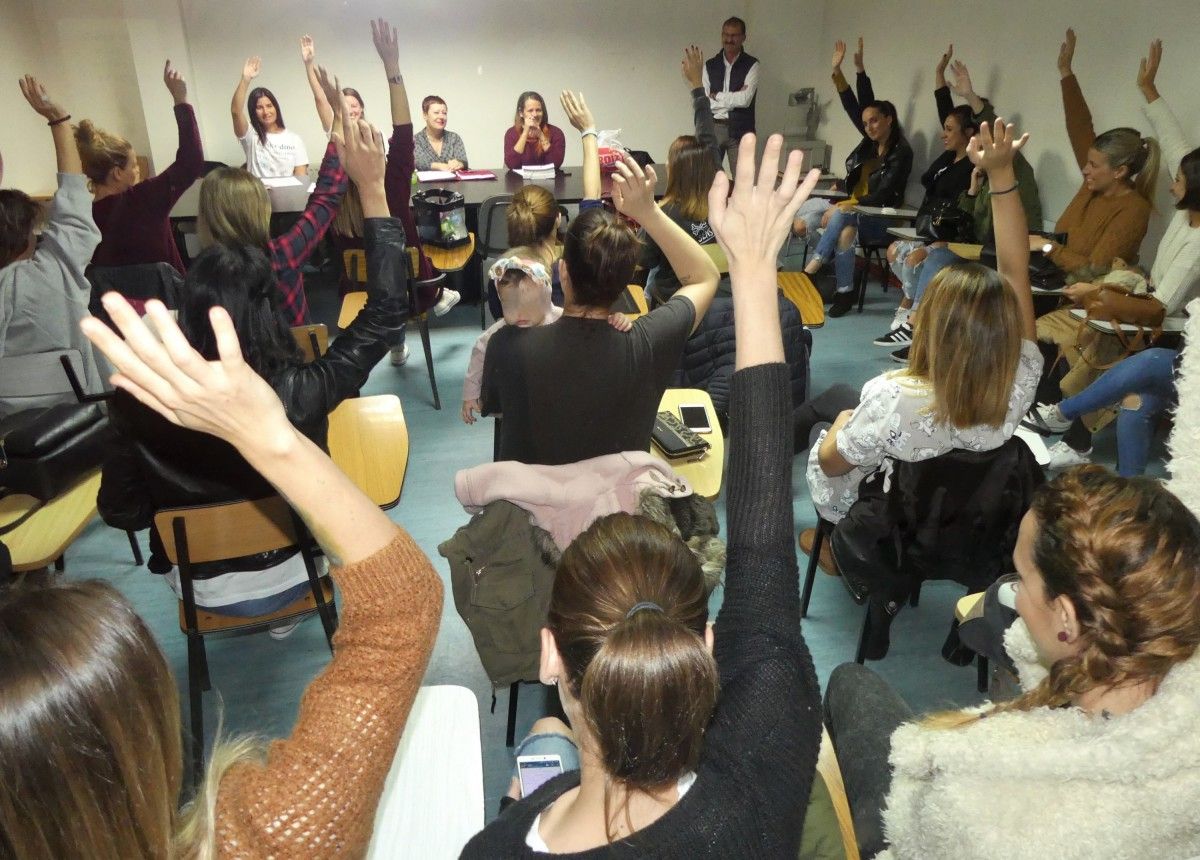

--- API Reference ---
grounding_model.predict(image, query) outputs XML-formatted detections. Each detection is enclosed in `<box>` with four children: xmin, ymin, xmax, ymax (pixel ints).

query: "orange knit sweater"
<box><xmin>212</xmin><ymin>530</ymin><xmax>443</xmax><ymax>857</ymax></box>
<box><xmin>1049</xmin><ymin>75</ymin><xmax>1151</xmax><ymax>272</ymax></box>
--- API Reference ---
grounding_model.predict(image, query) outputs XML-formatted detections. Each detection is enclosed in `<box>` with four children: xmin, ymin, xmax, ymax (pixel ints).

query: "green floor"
<box><xmin>55</xmin><ymin>268</ymin><xmax>1136</xmax><ymax>829</ymax></box>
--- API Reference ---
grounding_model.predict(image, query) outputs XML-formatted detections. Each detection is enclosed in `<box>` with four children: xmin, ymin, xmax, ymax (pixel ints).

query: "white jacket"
<box><xmin>878</xmin><ymin>620</ymin><xmax>1200</xmax><ymax>859</ymax></box>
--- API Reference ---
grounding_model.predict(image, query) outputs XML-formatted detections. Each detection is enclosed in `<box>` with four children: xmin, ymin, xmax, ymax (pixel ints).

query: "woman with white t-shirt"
<box><xmin>231</xmin><ymin>56</ymin><xmax>309</xmax><ymax>178</ymax></box>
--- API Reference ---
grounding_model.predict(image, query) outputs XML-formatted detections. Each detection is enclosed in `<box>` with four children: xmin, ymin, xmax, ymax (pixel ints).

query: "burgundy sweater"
<box><xmin>503</xmin><ymin>124</ymin><xmax>565</xmax><ymax>170</ymax></box>
<box><xmin>90</xmin><ymin>104</ymin><xmax>204</xmax><ymax>273</ymax></box>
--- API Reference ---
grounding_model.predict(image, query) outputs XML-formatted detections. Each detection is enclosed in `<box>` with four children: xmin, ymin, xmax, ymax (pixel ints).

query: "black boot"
<box><xmin>828</xmin><ymin>290</ymin><xmax>855</xmax><ymax>318</ymax></box>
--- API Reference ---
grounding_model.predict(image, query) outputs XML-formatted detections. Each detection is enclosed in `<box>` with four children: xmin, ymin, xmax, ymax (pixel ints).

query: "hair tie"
<box><xmin>625</xmin><ymin>601</ymin><xmax>664</xmax><ymax>620</ymax></box>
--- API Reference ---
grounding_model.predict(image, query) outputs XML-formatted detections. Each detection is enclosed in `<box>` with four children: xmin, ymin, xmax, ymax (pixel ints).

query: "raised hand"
<box><xmin>610</xmin><ymin>155</ymin><xmax>659</xmax><ymax>224</ymax></box>
<box><xmin>1058</xmin><ymin>28</ymin><xmax>1076</xmax><ymax>77</ymax></box>
<box><xmin>163</xmin><ymin>60</ymin><xmax>187</xmax><ymax>104</ymax></box>
<box><xmin>966</xmin><ymin>119</ymin><xmax>1029</xmax><ymax>176</ymax></box>
<box><xmin>831</xmin><ymin>40</ymin><xmax>846</xmax><ymax>70</ymax></box>
<box><xmin>332</xmin><ymin>83</ymin><xmax>386</xmax><ymax>190</ymax></box>
<box><xmin>300</xmin><ymin>35</ymin><xmax>315</xmax><ymax>64</ymax></box>
<box><xmin>1137</xmin><ymin>39</ymin><xmax>1162</xmax><ymax>101</ymax></box>
<box><xmin>682</xmin><ymin>45</ymin><xmax>704</xmax><ymax>89</ymax></box>
<box><xmin>708</xmin><ymin>133</ymin><xmax>821</xmax><ymax>275</ymax></box>
<box><xmin>315</xmin><ymin>65</ymin><xmax>341</xmax><ymax>118</ymax></box>
<box><xmin>853</xmin><ymin>36</ymin><xmax>865</xmax><ymax>72</ymax></box>
<box><xmin>19</xmin><ymin>75</ymin><xmax>66</xmax><ymax>121</ymax></box>
<box><xmin>948</xmin><ymin>60</ymin><xmax>975</xmax><ymax>99</ymax></box>
<box><xmin>371</xmin><ymin>17</ymin><xmax>400</xmax><ymax>75</ymax></box>
<box><xmin>968</xmin><ymin>166</ymin><xmax>984</xmax><ymax>196</ymax></box>
<box><xmin>559</xmin><ymin>91</ymin><xmax>594</xmax><ymax>133</ymax></box>
<box><xmin>935</xmin><ymin>43</ymin><xmax>953</xmax><ymax>87</ymax></box>
<box><xmin>242</xmin><ymin>56</ymin><xmax>261</xmax><ymax>82</ymax></box>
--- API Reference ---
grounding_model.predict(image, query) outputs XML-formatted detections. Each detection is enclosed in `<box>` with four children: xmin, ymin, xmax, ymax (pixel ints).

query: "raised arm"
<box><xmin>1057</xmin><ymin>29</ymin><xmax>1094</xmax><ymax>169</ymax></box>
<box><xmin>231</xmin><ymin>56</ymin><xmax>259</xmax><ymax>139</ymax></box>
<box><xmin>948</xmin><ymin>60</ymin><xmax>986</xmax><ymax>116</ymax></box>
<box><xmin>831</xmin><ymin>40</ymin><xmax>865</xmax><ymax>136</ymax></box>
<box><xmin>19</xmin><ymin>75</ymin><xmax>80</xmax><ymax>176</ymax></box>
<box><xmin>300</xmin><ymin>36</ymin><xmax>335</xmax><ymax>133</ymax></box>
<box><xmin>1138</xmin><ymin>40</ymin><xmax>1190</xmax><ymax>177</ymax></box>
<box><xmin>371</xmin><ymin>18</ymin><xmax>411</xmax><ymax>127</ymax></box>
<box><xmin>852</xmin><ymin>37</ymin><xmax>875</xmax><ymax>104</ymax></box>
<box><xmin>969</xmin><ymin>120</ymin><xmax>1035</xmax><ymax>341</ymax></box>
<box><xmin>683</xmin><ymin>45</ymin><xmax>721</xmax><ymax>166</ymax></box>
<box><xmin>611</xmin><ymin>155</ymin><xmax>719</xmax><ymax>331</ymax></box>
<box><xmin>155</xmin><ymin>61</ymin><xmax>205</xmax><ymax>199</ymax></box>
<box><xmin>559</xmin><ymin>91</ymin><xmax>599</xmax><ymax>200</ymax></box>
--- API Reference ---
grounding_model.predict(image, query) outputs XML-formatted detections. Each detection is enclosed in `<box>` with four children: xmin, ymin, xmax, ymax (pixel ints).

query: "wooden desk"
<box><xmin>0</xmin><ymin>471</ymin><xmax>101</xmax><ymax>571</ymax></box>
<box><xmin>654</xmin><ymin>390</ymin><xmax>724</xmax><ymax>500</ymax></box>
<box><xmin>417</xmin><ymin>164</ymin><xmax>666</xmax><ymax>207</ymax></box>
<box><xmin>955</xmin><ymin>592</ymin><xmax>986</xmax><ymax>624</ymax></box>
<box><xmin>1068</xmin><ymin>307</ymin><xmax>1188</xmax><ymax>335</ymax></box>
<box><xmin>810</xmin><ymin>188</ymin><xmax>849</xmax><ymax>200</ymax></box>
<box><xmin>947</xmin><ymin>242</ymin><xmax>983</xmax><ymax>261</ymax></box>
<box><xmin>424</xmin><ymin>233</ymin><xmax>476</xmax><ymax>272</ymax></box>
<box><xmin>327</xmin><ymin>395</ymin><xmax>409</xmax><ymax>509</ymax></box>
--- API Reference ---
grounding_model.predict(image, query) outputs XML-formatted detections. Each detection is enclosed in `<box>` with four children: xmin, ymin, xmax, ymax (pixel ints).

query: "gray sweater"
<box><xmin>0</xmin><ymin>173</ymin><xmax>104</xmax><ymax>418</ymax></box>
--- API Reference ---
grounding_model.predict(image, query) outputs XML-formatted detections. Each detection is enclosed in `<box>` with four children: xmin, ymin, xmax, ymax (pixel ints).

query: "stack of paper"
<box><xmin>416</xmin><ymin>170</ymin><xmax>456</xmax><ymax>182</ymax></box>
<box><xmin>515</xmin><ymin>164</ymin><xmax>555</xmax><ymax>180</ymax></box>
<box><xmin>261</xmin><ymin>176</ymin><xmax>304</xmax><ymax>188</ymax></box>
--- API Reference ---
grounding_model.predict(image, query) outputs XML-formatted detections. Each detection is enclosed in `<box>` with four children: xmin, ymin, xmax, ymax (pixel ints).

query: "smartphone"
<box><xmin>678</xmin><ymin>404</ymin><xmax>712</xmax><ymax>434</ymax></box>
<box><xmin>517</xmin><ymin>754</ymin><xmax>564</xmax><ymax>797</ymax></box>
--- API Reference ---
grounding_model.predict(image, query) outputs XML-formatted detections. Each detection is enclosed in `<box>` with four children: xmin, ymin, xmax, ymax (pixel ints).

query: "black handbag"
<box><xmin>651</xmin><ymin>411</ymin><xmax>710</xmax><ymax>460</ymax></box>
<box><xmin>0</xmin><ymin>403</ymin><xmax>112</xmax><ymax>502</ymax></box>
<box><xmin>915</xmin><ymin>198</ymin><xmax>971</xmax><ymax>242</ymax></box>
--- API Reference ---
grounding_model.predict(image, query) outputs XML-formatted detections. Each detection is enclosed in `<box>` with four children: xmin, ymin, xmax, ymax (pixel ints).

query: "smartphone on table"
<box><xmin>517</xmin><ymin>754</ymin><xmax>564</xmax><ymax>797</ymax></box>
<box><xmin>678</xmin><ymin>403</ymin><xmax>712</xmax><ymax>434</ymax></box>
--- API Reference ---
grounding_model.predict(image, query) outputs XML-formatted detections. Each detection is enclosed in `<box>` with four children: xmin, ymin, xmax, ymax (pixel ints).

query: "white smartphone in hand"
<box><xmin>678</xmin><ymin>404</ymin><xmax>712</xmax><ymax>434</ymax></box>
<box><xmin>517</xmin><ymin>754</ymin><xmax>564</xmax><ymax>797</ymax></box>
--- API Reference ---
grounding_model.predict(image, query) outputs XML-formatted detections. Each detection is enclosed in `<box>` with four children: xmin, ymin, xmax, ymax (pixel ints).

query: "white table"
<box><xmin>1068</xmin><ymin>307</ymin><xmax>1187</xmax><ymax>335</ymax></box>
<box><xmin>810</xmin><ymin>188</ymin><xmax>849</xmax><ymax>200</ymax></box>
<box><xmin>854</xmin><ymin>205</ymin><xmax>919</xmax><ymax>220</ymax></box>
<box><xmin>886</xmin><ymin>226</ymin><xmax>922</xmax><ymax>241</ymax></box>
<box><xmin>366</xmin><ymin>685</ymin><xmax>484</xmax><ymax>859</ymax></box>
<box><xmin>1014</xmin><ymin>427</ymin><xmax>1051</xmax><ymax>466</ymax></box>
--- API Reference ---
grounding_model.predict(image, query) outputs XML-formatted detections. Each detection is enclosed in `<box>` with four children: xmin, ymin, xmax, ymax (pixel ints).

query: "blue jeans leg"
<box><xmin>814</xmin><ymin>207</ymin><xmax>855</xmax><ymax>264</ymax></box>
<box><xmin>912</xmin><ymin>246</ymin><xmax>964</xmax><ymax>307</ymax></box>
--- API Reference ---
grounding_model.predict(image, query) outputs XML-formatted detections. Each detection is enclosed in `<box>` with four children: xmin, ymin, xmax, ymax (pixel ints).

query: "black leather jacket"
<box><xmin>836</xmin><ymin>70</ymin><xmax>914</xmax><ymax>207</ymax></box>
<box><xmin>98</xmin><ymin>216</ymin><xmax>409</xmax><ymax>575</ymax></box>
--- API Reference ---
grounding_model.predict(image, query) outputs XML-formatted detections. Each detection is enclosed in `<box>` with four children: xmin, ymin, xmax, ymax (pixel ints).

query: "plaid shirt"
<box><xmin>269</xmin><ymin>142</ymin><xmax>348</xmax><ymax>324</ymax></box>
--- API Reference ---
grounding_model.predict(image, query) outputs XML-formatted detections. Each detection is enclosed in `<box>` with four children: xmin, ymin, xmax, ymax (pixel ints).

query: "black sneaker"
<box><xmin>872</xmin><ymin>321</ymin><xmax>913</xmax><ymax>347</ymax></box>
<box><xmin>890</xmin><ymin>345</ymin><xmax>910</xmax><ymax>364</ymax></box>
<box><xmin>827</xmin><ymin>291</ymin><xmax>856</xmax><ymax>318</ymax></box>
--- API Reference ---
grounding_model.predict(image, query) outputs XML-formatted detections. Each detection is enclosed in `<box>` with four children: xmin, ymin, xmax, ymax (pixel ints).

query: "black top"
<box><xmin>461</xmin><ymin>362</ymin><xmax>821</xmax><ymax>858</ymax></box>
<box><xmin>837</xmin><ymin>72</ymin><xmax>913</xmax><ymax>208</ymax></box>
<box><xmin>919</xmin><ymin>151</ymin><xmax>974</xmax><ymax>206</ymax></box>
<box><xmin>481</xmin><ymin>296</ymin><xmax>696</xmax><ymax>465</ymax></box>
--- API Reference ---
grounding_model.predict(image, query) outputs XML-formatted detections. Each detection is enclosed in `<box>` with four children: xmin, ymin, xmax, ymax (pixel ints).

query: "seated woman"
<box><xmin>807</xmin><ymin>121</ymin><xmax>1039</xmax><ymax>529</ymax></box>
<box><xmin>1</xmin><ymin>286</ymin><xmax>441</xmax><ymax>857</ymax></box>
<box><xmin>1032</xmin><ymin>36</ymin><xmax>1196</xmax><ymax>470</ymax></box>
<box><xmin>824</xmin><ymin>465</ymin><xmax>1200</xmax><ymax>858</ymax></box>
<box><xmin>414</xmin><ymin>96</ymin><xmax>469</xmax><ymax>172</ymax></box>
<box><xmin>231</xmin><ymin>56</ymin><xmax>309</xmax><ymax>178</ymax></box>
<box><xmin>0</xmin><ymin>76</ymin><xmax>103</xmax><ymax>417</ymax></box>
<box><xmin>98</xmin><ymin>107</ymin><xmax>408</xmax><ymax>622</ymax></box>
<box><xmin>326</xmin><ymin>19</ymin><xmax>458</xmax><ymax>366</ymax></box>
<box><xmin>462</xmin><ymin>134</ymin><xmax>823</xmax><ymax>857</ymax></box>
<box><xmin>804</xmin><ymin>37</ymin><xmax>913</xmax><ymax>317</ymax></box>
<box><xmin>639</xmin><ymin>45</ymin><xmax>724</xmax><ymax>307</ymax></box>
<box><xmin>503</xmin><ymin>91</ymin><xmax>565</xmax><ymax>171</ymax></box>
<box><xmin>83</xmin><ymin>60</ymin><xmax>203</xmax><ymax>276</ymax></box>
<box><xmin>481</xmin><ymin>117</ymin><xmax>719</xmax><ymax>464</ymax></box>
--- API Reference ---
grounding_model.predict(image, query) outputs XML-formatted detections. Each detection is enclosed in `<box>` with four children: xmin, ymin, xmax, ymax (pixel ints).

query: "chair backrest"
<box><xmin>291</xmin><ymin>324</ymin><xmax>328</xmax><ymax>362</ymax></box>
<box><xmin>0</xmin><ymin>350</ymin><xmax>87</xmax><ymax>417</ymax></box>
<box><xmin>154</xmin><ymin>495</ymin><xmax>299</xmax><ymax>566</ymax></box>
<box><xmin>478</xmin><ymin>195</ymin><xmax>513</xmax><ymax>257</ymax></box>
<box><xmin>327</xmin><ymin>395</ymin><xmax>409</xmax><ymax>509</ymax></box>
<box><xmin>87</xmin><ymin>262</ymin><xmax>184</xmax><ymax>314</ymax></box>
<box><xmin>343</xmin><ymin>249</ymin><xmax>368</xmax><ymax>284</ymax></box>
<box><xmin>338</xmin><ymin>291</ymin><xmax>368</xmax><ymax>329</ymax></box>
<box><xmin>625</xmin><ymin>284</ymin><xmax>649</xmax><ymax>316</ymax></box>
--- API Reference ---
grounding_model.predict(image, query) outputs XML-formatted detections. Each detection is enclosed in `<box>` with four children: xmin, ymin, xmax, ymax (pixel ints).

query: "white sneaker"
<box><xmin>873</xmin><ymin>321</ymin><xmax>913</xmax><ymax>347</ymax></box>
<box><xmin>1046</xmin><ymin>440</ymin><xmax>1093</xmax><ymax>470</ymax></box>
<box><xmin>432</xmin><ymin>288</ymin><xmax>461</xmax><ymax>317</ymax></box>
<box><xmin>390</xmin><ymin>343</ymin><xmax>410</xmax><ymax>367</ymax></box>
<box><xmin>1022</xmin><ymin>402</ymin><xmax>1072</xmax><ymax>435</ymax></box>
<box><xmin>269</xmin><ymin>618</ymin><xmax>302</xmax><ymax>640</ymax></box>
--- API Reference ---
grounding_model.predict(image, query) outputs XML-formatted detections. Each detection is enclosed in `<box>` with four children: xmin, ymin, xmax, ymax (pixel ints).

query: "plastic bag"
<box><xmin>597</xmin><ymin>129</ymin><xmax>627</xmax><ymax>172</ymax></box>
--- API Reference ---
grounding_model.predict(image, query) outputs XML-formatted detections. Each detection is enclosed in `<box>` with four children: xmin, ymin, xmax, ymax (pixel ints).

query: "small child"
<box><xmin>461</xmin><ymin>248</ymin><xmax>631</xmax><ymax>423</ymax></box>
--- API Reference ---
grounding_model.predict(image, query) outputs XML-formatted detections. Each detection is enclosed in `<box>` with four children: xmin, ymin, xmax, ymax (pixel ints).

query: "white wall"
<box><xmin>812</xmin><ymin>0</ymin><xmax>1200</xmax><ymax>257</ymax></box>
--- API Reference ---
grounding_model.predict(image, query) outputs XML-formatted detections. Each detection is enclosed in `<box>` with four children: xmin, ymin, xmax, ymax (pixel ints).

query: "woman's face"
<box><xmin>1170</xmin><ymin>165</ymin><xmax>1187</xmax><ymax>205</ymax></box>
<box><xmin>862</xmin><ymin>107</ymin><xmax>892</xmax><ymax>144</ymax></box>
<box><xmin>941</xmin><ymin>116</ymin><xmax>969</xmax><ymax>152</ymax></box>
<box><xmin>110</xmin><ymin>147</ymin><xmax>141</xmax><ymax>190</ymax></box>
<box><xmin>522</xmin><ymin>98</ymin><xmax>544</xmax><ymax>130</ymax></box>
<box><xmin>254</xmin><ymin>95</ymin><xmax>278</xmax><ymax>130</ymax></box>
<box><xmin>1082</xmin><ymin>147</ymin><xmax>1124</xmax><ymax>193</ymax></box>
<box><xmin>1013</xmin><ymin>512</ymin><xmax>1079</xmax><ymax>664</ymax></box>
<box><xmin>425</xmin><ymin>102</ymin><xmax>448</xmax><ymax>132</ymax></box>
<box><xmin>345</xmin><ymin>95</ymin><xmax>363</xmax><ymax>123</ymax></box>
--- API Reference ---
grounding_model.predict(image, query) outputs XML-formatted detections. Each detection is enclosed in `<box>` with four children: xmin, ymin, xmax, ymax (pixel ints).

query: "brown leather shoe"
<box><xmin>799</xmin><ymin>528</ymin><xmax>839</xmax><ymax>576</ymax></box>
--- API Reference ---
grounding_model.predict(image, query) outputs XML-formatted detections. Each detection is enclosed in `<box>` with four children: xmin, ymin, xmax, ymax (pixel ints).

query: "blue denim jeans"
<box><xmin>207</xmin><ymin>581</ymin><xmax>314</xmax><ymax>617</ymax></box>
<box><xmin>912</xmin><ymin>245</ymin><xmax>966</xmax><ymax>306</ymax></box>
<box><xmin>1058</xmin><ymin>348</ymin><xmax>1178</xmax><ymax>477</ymax></box>
<box><xmin>813</xmin><ymin>209</ymin><xmax>891</xmax><ymax>293</ymax></box>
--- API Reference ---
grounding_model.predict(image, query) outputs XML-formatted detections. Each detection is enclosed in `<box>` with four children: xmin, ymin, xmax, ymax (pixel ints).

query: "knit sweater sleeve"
<box><xmin>1049</xmin><ymin>194</ymin><xmax>1150</xmax><ymax>271</ymax></box>
<box><xmin>214</xmin><ymin>530</ymin><xmax>443</xmax><ymax>858</ymax></box>
<box><xmin>1060</xmin><ymin>74</ymin><xmax>1095</xmax><ymax>171</ymax></box>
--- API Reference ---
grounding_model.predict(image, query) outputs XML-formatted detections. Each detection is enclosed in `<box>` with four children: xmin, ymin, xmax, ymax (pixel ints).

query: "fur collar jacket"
<box><xmin>879</xmin><ymin>620</ymin><xmax>1200</xmax><ymax>859</ymax></box>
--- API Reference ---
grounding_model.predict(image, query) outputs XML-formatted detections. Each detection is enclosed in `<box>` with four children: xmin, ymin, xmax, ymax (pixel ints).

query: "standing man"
<box><xmin>703</xmin><ymin>16</ymin><xmax>759</xmax><ymax>174</ymax></box>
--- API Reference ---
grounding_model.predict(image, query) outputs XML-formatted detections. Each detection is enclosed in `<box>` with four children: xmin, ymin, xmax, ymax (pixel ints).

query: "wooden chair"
<box><xmin>327</xmin><ymin>395</ymin><xmax>409</xmax><ymax>510</ymax></box>
<box><xmin>654</xmin><ymin>389</ymin><xmax>725</xmax><ymax>501</ymax></box>
<box><xmin>625</xmin><ymin>284</ymin><xmax>649</xmax><ymax>317</ymax></box>
<box><xmin>956</xmin><ymin>591</ymin><xmax>990</xmax><ymax>693</ymax></box>
<box><xmin>0</xmin><ymin>471</ymin><xmax>101</xmax><ymax>572</ymax></box>
<box><xmin>154</xmin><ymin>495</ymin><xmax>338</xmax><ymax>781</ymax></box>
<box><xmin>818</xmin><ymin>728</ymin><xmax>862</xmax><ymax>860</ymax></box>
<box><xmin>291</xmin><ymin>324</ymin><xmax>328</xmax><ymax>362</ymax></box>
<box><xmin>777</xmin><ymin>271</ymin><xmax>826</xmax><ymax>328</ymax></box>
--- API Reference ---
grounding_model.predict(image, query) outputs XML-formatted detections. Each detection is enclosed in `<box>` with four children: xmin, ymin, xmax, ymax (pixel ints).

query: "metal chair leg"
<box><xmin>800</xmin><ymin>520</ymin><xmax>829</xmax><ymax>618</ymax></box>
<box><xmin>855</xmin><ymin>605</ymin><xmax>871</xmax><ymax>665</ymax></box>
<box><xmin>186</xmin><ymin>633</ymin><xmax>206</xmax><ymax>784</ymax></box>
<box><xmin>418</xmin><ymin>314</ymin><xmax>440</xmax><ymax>410</ymax></box>
<box><xmin>976</xmin><ymin>655</ymin><xmax>990</xmax><ymax>694</ymax></box>
<box><xmin>126</xmin><ymin>530</ymin><xmax>144</xmax><ymax>566</ymax></box>
<box><xmin>505</xmin><ymin>681</ymin><xmax>520</xmax><ymax>747</ymax></box>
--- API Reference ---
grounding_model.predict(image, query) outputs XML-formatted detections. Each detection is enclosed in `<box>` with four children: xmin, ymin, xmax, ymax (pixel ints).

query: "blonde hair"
<box><xmin>198</xmin><ymin>167</ymin><xmax>271</xmax><ymax>248</ymax></box>
<box><xmin>924</xmin><ymin>467</ymin><xmax>1200</xmax><ymax>730</ymax></box>
<box><xmin>176</xmin><ymin>733</ymin><xmax>266</xmax><ymax>858</ymax></box>
<box><xmin>906</xmin><ymin>262</ymin><xmax>1022</xmax><ymax>429</ymax></box>
<box><xmin>74</xmin><ymin>120</ymin><xmax>132</xmax><ymax>188</ymax></box>
<box><xmin>507</xmin><ymin>185</ymin><xmax>559</xmax><ymax>248</ymax></box>
<box><xmin>332</xmin><ymin>182</ymin><xmax>364</xmax><ymax>239</ymax></box>
<box><xmin>1093</xmin><ymin>128</ymin><xmax>1162</xmax><ymax>202</ymax></box>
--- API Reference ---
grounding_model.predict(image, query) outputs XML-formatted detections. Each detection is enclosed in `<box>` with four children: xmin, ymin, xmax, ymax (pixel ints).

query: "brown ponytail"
<box><xmin>562</xmin><ymin>207</ymin><xmax>640</xmax><ymax>309</ymax></box>
<box><xmin>550</xmin><ymin>514</ymin><xmax>718</xmax><ymax>836</ymax></box>
<box><xmin>74</xmin><ymin>120</ymin><xmax>132</xmax><ymax>188</ymax></box>
<box><xmin>506</xmin><ymin>185</ymin><xmax>558</xmax><ymax>247</ymax></box>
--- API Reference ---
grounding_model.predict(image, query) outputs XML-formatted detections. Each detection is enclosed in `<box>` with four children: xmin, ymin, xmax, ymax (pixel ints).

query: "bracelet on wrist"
<box><xmin>48</xmin><ymin>114</ymin><xmax>71</xmax><ymax>127</ymax></box>
<box><xmin>990</xmin><ymin>182</ymin><xmax>1019</xmax><ymax>196</ymax></box>
<box><xmin>580</xmin><ymin>128</ymin><xmax>597</xmax><ymax>139</ymax></box>
<box><xmin>387</xmin><ymin>73</ymin><xmax>403</xmax><ymax>84</ymax></box>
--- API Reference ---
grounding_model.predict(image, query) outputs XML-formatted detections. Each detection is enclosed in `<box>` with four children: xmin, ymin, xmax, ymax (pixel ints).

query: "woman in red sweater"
<box><xmin>82</xmin><ymin>59</ymin><xmax>204</xmax><ymax>275</ymax></box>
<box><xmin>504</xmin><ymin>91</ymin><xmax>566</xmax><ymax>170</ymax></box>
